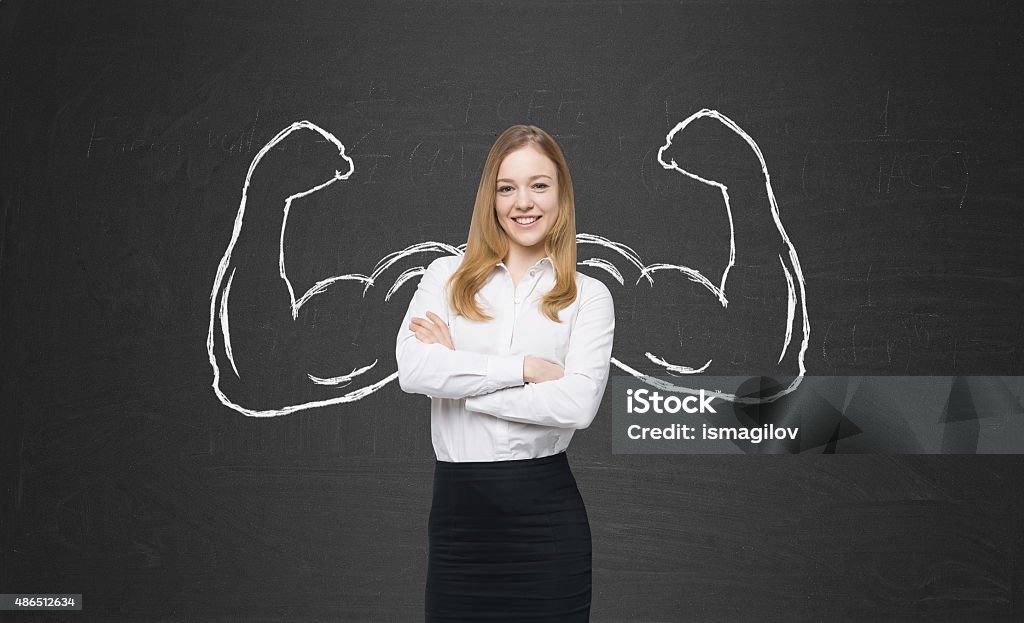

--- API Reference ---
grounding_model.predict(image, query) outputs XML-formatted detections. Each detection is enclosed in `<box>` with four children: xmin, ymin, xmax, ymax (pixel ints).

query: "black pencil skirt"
<box><xmin>425</xmin><ymin>450</ymin><xmax>592</xmax><ymax>622</ymax></box>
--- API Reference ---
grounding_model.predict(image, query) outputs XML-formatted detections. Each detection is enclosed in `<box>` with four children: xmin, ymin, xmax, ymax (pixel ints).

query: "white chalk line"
<box><xmin>577</xmin><ymin>257</ymin><xmax>624</xmax><ymax>285</ymax></box>
<box><xmin>220</xmin><ymin>266</ymin><xmax>240</xmax><ymax>378</ymax></box>
<box><xmin>779</xmin><ymin>254</ymin><xmax>795</xmax><ymax>365</ymax></box>
<box><xmin>308</xmin><ymin>359</ymin><xmax>378</xmax><ymax>387</ymax></box>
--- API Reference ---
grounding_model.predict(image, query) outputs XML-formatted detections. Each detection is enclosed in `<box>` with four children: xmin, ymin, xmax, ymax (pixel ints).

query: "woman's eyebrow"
<box><xmin>496</xmin><ymin>174</ymin><xmax>553</xmax><ymax>183</ymax></box>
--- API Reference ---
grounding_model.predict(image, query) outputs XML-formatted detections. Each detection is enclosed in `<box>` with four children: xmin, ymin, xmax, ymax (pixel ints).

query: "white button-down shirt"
<box><xmin>395</xmin><ymin>254</ymin><xmax>616</xmax><ymax>462</ymax></box>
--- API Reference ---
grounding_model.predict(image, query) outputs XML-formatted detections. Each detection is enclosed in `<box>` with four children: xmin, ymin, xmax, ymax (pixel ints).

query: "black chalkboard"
<box><xmin>3</xmin><ymin>1</ymin><xmax>1023</xmax><ymax>620</ymax></box>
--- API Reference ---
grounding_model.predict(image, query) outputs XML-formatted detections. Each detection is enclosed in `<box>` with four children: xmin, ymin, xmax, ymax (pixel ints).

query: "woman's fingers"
<box><xmin>423</xmin><ymin>312</ymin><xmax>454</xmax><ymax>350</ymax></box>
<box><xmin>425</xmin><ymin>312</ymin><xmax>450</xmax><ymax>336</ymax></box>
<box><xmin>410</xmin><ymin>313</ymin><xmax>453</xmax><ymax>349</ymax></box>
<box><xmin>409</xmin><ymin>317</ymin><xmax>439</xmax><ymax>343</ymax></box>
<box><xmin>425</xmin><ymin>311</ymin><xmax>446</xmax><ymax>328</ymax></box>
<box><xmin>410</xmin><ymin>317</ymin><xmax>440</xmax><ymax>333</ymax></box>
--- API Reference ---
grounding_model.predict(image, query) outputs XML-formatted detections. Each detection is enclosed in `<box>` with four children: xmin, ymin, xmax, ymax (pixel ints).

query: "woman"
<box><xmin>395</xmin><ymin>124</ymin><xmax>616</xmax><ymax>622</ymax></box>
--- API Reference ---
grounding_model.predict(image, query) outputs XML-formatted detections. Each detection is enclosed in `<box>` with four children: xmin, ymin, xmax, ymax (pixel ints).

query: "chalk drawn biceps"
<box><xmin>613</xmin><ymin>108</ymin><xmax>809</xmax><ymax>404</ymax></box>
<box><xmin>207</xmin><ymin>122</ymin><xmax>462</xmax><ymax>417</ymax></box>
<box><xmin>208</xmin><ymin>109</ymin><xmax>810</xmax><ymax>418</ymax></box>
<box><xmin>574</xmin><ymin>111</ymin><xmax>808</xmax><ymax>404</ymax></box>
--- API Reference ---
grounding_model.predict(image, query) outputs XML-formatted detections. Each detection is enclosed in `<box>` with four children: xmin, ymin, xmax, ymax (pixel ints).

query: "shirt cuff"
<box><xmin>486</xmin><ymin>354</ymin><xmax>525</xmax><ymax>391</ymax></box>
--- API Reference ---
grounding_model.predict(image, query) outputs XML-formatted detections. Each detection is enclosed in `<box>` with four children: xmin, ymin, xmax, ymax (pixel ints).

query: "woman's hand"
<box><xmin>409</xmin><ymin>311</ymin><xmax>455</xmax><ymax>350</ymax></box>
<box><xmin>523</xmin><ymin>356</ymin><xmax>565</xmax><ymax>384</ymax></box>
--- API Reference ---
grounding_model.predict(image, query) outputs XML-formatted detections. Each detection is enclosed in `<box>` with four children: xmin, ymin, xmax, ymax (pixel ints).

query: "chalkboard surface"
<box><xmin>3</xmin><ymin>1</ymin><xmax>1023</xmax><ymax>620</ymax></box>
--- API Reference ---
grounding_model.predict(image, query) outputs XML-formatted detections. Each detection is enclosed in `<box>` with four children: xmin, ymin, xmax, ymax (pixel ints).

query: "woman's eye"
<box><xmin>497</xmin><ymin>183</ymin><xmax>547</xmax><ymax>192</ymax></box>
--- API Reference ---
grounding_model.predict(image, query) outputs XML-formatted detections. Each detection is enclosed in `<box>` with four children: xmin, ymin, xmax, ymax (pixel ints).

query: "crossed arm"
<box><xmin>395</xmin><ymin>257</ymin><xmax>615</xmax><ymax>430</ymax></box>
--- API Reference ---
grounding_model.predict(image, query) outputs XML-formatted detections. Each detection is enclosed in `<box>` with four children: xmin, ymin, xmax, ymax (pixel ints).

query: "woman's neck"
<box><xmin>503</xmin><ymin>249</ymin><xmax>546</xmax><ymax>271</ymax></box>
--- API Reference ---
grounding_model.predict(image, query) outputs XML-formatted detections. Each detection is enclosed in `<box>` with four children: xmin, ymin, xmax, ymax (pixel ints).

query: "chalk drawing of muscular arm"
<box><xmin>580</xmin><ymin>109</ymin><xmax>810</xmax><ymax>403</ymax></box>
<box><xmin>209</xmin><ymin>110</ymin><xmax>809</xmax><ymax>416</ymax></box>
<box><xmin>208</xmin><ymin>121</ymin><xmax>479</xmax><ymax>417</ymax></box>
<box><xmin>209</xmin><ymin>121</ymin><xmax>381</xmax><ymax>416</ymax></box>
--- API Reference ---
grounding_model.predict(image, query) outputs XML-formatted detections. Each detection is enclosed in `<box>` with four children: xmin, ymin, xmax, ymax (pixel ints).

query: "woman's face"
<box><xmin>494</xmin><ymin>145</ymin><xmax>559</xmax><ymax>256</ymax></box>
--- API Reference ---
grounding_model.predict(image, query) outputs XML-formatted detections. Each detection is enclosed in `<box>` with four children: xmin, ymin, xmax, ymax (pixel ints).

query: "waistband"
<box><xmin>435</xmin><ymin>450</ymin><xmax>568</xmax><ymax>473</ymax></box>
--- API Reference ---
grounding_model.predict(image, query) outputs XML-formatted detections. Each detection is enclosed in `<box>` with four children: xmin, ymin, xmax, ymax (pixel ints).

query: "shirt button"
<box><xmin>529</xmin><ymin>269</ymin><xmax>535</xmax><ymax>277</ymax></box>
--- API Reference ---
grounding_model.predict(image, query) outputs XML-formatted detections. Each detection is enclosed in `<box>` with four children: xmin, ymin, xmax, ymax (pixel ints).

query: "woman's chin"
<box><xmin>513</xmin><ymin>237</ymin><xmax>545</xmax><ymax>250</ymax></box>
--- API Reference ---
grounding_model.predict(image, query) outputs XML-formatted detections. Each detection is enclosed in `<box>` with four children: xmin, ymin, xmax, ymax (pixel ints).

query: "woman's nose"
<box><xmin>515</xmin><ymin>189</ymin><xmax>533</xmax><ymax>208</ymax></box>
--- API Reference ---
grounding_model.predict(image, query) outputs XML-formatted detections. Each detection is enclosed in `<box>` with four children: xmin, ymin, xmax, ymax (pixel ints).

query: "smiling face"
<box><xmin>494</xmin><ymin>145</ymin><xmax>560</xmax><ymax>259</ymax></box>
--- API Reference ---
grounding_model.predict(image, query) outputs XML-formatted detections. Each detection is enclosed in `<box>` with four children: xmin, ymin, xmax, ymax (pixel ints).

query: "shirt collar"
<box><xmin>494</xmin><ymin>256</ymin><xmax>555</xmax><ymax>277</ymax></box>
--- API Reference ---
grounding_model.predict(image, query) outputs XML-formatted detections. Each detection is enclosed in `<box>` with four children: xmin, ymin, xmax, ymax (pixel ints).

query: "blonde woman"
<box><xmin>396</xmin><ymin>125</ymin><xmax>615</xmax><ymax>622</ymax></box>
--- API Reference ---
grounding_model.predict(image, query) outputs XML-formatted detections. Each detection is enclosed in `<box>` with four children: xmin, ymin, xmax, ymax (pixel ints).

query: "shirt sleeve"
<box><xmin>395</xmin><ymin>256</ymin><xmax>525</xmax><ymax>400</ymax></box>
<box><xmin>464</xmin><ymin>277</ymin><xmax>615</xmax><ymax>430</ymax></box>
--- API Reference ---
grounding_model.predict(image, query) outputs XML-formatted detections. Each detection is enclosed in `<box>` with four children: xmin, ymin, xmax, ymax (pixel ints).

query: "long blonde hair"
<box><xmin>446</xmin><ymin>125</ymin><xmax>577</xmax><ymax>323</ymax></box>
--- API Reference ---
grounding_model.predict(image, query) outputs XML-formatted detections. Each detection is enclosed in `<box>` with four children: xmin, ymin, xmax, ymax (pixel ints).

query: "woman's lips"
<box><xmin>512</xmin><ymin>216</ymin><xmax>541</xmax><ymax>228</ymax></box>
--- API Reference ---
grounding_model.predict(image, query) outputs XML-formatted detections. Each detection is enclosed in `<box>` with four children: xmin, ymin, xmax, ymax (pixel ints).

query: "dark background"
<box><xmin>3</xmin><ymin>1</ymin><xmax>1023</xmax><ymax>620</ymax></box>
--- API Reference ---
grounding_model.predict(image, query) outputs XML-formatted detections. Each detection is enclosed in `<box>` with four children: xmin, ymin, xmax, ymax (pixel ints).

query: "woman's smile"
<box><xmin>512</xmin><ymin>215</ymin><xmax>541</xmax><ymax>227</ymax></box>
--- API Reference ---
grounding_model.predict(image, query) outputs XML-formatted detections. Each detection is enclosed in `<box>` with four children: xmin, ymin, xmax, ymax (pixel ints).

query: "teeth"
<box><xmin>514</xmin><ymin>217</ymin><xmax>538</xmax><ymax>224</ymax></box>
